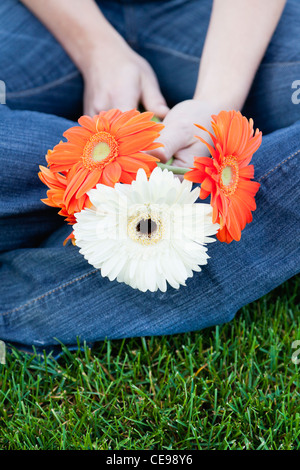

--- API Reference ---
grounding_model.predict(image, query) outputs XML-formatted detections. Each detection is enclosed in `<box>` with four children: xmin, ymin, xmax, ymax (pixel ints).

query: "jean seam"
<box><xmin>141</xmin><ymin>42</ymin><xmax>200</xmax><ymax>63</ymax></box>
<box><xmin>6</xmin><ymin>70</ymin><xmax>81</xmax><ymax>98</ymax></box>
<box><xmin>0</xmin><ymin>268</ymin><xmax>98</xmax><ymax>317</ymax></box>
<box><xmin>257</xmin><ymin>149</ymin><xmax>300</xmax><ymax>182</ymax></box>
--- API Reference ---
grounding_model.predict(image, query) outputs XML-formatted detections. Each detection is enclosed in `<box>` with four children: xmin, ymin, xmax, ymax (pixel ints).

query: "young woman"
<box><xmin>0</xmin><ymin>0</ymin><xmax>299</xmax><ymax>353</ymax></box>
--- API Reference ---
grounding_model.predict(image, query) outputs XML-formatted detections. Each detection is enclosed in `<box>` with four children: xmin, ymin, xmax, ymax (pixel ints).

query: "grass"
<box><xmin>0</xmin><ymin>275</ymin><xmax>299</xmax><ymax>450</ymax></box>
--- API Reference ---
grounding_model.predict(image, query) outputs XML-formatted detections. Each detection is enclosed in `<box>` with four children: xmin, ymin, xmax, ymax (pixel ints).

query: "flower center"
<box><xmin>82</xmin><ymin>131</ymin><xmax>119</xmax><ymax>170</ymax></box>
<box><xmin>92</xmin><ymin>142</ymin><xmax>111</xmax><ymax>161</ymax></box>
<box><xmin>136</xmin><ymin>218</ymin><xmax>158</xmax><ymax>236</ymax></box>
<box><xmin>219</xmin><ymin>156</ymin><xmax>239</xmax><ymax>196</ymax></box>
<box><xmin>127</xmin><ymin>208</ymin><xmax>164</xmax><ymax>245</ymax></box>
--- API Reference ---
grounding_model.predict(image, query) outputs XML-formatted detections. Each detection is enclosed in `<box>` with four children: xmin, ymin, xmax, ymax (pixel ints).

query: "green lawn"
<box><xmin>0</xmin><ymin>275</ymin><xmax>299</xmax><ymax>450</ymax></box>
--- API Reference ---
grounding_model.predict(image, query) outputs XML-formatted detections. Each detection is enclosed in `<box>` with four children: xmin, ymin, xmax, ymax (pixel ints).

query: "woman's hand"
<box><xmin>83</xmin><ymin>37</ymin><xmax>169</xmax><ymax>118</ymax></box>
<box><xmin>151</xmin><ymin>0</ymin><xmax>286</xmax><ymax>170</ymax></box>
<box><xmin>151</xmin><ymin>99</ymin><xmax>222</xmax><ymax>169</ymax></box>
<box><xmin>20</xmin><ymin>0</ymin><xmax>169</xmax><ymax>118</ymax></box>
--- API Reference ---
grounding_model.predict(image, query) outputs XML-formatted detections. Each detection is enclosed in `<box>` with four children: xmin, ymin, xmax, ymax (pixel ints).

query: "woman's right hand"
<box><xmin>20</xmin><ymin>0</ymin><xmax>169</xmax><ymax>118</ymax></box>
<box><xmin>82</xmin><ymin>33</ymin><xmax>169</xmax><ymax>118</ymax></box>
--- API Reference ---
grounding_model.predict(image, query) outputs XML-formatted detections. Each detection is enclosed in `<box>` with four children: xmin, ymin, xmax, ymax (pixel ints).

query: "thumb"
<box><xmin>141</xmin><ymin>72</ymin><xmax>169</xmax><ymax>119</ymax></box>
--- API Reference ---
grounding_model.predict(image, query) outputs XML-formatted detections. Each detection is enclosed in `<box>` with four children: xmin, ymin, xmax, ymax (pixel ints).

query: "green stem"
<box><xmin>157</xmin><ymin>163</ymin><xmax>190</xmax><ymax>175</ymax></box>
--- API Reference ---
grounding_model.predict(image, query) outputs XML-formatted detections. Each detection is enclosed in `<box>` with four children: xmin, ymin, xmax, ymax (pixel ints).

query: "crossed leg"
<box><xmin>0</xmin><ymin>105</ymin><xmax>299</xmax><ymax>350</ymax></box>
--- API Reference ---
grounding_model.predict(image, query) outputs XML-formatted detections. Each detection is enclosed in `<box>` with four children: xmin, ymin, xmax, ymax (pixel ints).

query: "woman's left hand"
<box><xmin>150</xmin><ymin>99</ymin><xmax>223</xmax><ymax>169</ymax></box>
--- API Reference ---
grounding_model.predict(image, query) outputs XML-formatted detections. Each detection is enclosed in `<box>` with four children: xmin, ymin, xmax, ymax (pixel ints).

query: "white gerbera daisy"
<box><xmin>73</xmin><ymin>167</ymin><xmax>219</xmax><ymax>292</ymax></box>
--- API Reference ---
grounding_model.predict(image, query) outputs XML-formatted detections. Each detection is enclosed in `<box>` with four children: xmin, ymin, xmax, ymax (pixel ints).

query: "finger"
<box><xmin>84</xmin><ymin>91</ymin><xmax>111</xmax><ymax>116</ymax></box>
<box><xmin>83</xmin><ymin>96</ymin><xmax>95</xmax><ymax>117</ymax></box>
<box><xmin>173</xmin><ymin>140</ymin><xmax>211</xmax><ymax>168</ymax></box>
<box><xmin>111</xmin><ymin>87</ymin><xmax>140</xmax><ymax>112</ymax></box>
<box><xmin>172</xmin><ymin>154</ymin><xmax>193</xmax><ymax>182</ymax></box>
<box><xmin>150</xmin><ymin>121</ymin><xmax>191</xmax><ymax>163</ymax></box>
<box><xmin>172</xmin><ymin>148</ymin><xmax>197</xmax><ymax>182</ymax></box>
<box><xmin>141</xmin><ymin>72</ymin><xmax>169</xmax><ymax>119</ymax></box>
<box><xmin>172</xmin><ymin>156</ymin><xmax>191</xmax><ymax>168</ymax></box>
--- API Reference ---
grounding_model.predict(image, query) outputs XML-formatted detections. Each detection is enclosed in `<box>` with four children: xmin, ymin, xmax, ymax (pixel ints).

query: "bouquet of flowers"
<box><xmin>39</xmin><ymin>109</ymin><xmax>262</xmax><ymax>292</ymax></box>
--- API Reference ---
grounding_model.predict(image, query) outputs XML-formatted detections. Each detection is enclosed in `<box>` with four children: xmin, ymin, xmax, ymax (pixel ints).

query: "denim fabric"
<box><xmin>0</xmin><ymin>0</ymin><xmax>299</xmax><ymax>352</ymax></box>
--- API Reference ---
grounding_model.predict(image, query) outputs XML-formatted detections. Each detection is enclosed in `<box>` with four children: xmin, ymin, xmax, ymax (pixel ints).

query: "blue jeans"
<box><xmin>0</xmin><ymin>0</ymin><xmax>299</xmax><ymax>353</ymax></box>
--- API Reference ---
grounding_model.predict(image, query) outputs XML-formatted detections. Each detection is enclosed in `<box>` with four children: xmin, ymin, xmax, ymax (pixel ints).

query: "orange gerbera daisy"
<box><xmin>185</xmin><ymin>110</ymin><xmax>262</xmax><ymax>243</ymax></box>
<box><xmin>39</xmin><ymin>158</ymin><xmax>91</xmax><ymax>225</ymax></box>
<box><xmin>44</xmin><ymin>109</ymin><xmax>163</xmax><ymax>214</ymax></box>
